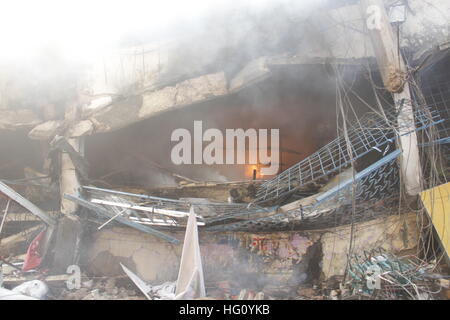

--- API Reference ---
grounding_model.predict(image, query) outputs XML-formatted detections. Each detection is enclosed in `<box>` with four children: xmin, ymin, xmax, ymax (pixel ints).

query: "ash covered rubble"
<box><xmin>1</xmin><ymin>0</ymin><xmax>450</xmax><ymax>301</ymax></box>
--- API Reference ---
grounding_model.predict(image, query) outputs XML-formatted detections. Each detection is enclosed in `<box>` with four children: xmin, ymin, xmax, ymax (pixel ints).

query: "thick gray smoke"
<box><xmin>1</xmin><ymin>0</ymin><xmax>379</xmax><ymax>188</ymax></box>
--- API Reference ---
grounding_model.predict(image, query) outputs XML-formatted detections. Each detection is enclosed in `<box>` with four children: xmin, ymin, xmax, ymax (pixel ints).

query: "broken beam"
<box><xmin>64</xmin><ymin>194</ymin><xmax>180</xmax><ymax>244</ymax></box>
<box><xmin>2</xmin><ymin>274</ymin><xmax>71</xmax><ymax>285</ymax></box>
<box><xmin>90</xmin><ymin>198</ymin><xmax>194</xmax><ymax>218</ymax></box>
<box><xmin>0</xmin><ymin>181</ymin><xmax>56</xmax><ymax>226</ymax></box>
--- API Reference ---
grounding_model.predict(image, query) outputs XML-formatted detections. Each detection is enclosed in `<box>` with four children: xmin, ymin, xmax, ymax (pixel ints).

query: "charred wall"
<box><xmin>84</xmin><ymin>212</ymin><xmax>420</xmax><ymax>297</ymax></box>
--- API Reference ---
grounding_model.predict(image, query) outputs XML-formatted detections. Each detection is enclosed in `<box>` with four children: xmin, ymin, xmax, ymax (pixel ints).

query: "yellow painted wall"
<box><xmin>420</xmin><ymin>182</ymin><xmax>450</xmax><ymax>257</ymax></box>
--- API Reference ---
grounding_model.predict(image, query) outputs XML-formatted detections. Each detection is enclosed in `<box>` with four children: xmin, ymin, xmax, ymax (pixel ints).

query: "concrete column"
<box><xmin>361</xmin><ymin>0</ymin><xmax>422</xmax><ymax>195</ymax></box>
<box><xmin>60</xmin><ymin>104</ymin><xmax>82</xmax><ymax>215</ymax></box>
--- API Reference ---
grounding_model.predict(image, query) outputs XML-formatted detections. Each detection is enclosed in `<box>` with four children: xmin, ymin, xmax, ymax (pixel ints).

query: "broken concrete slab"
<box><xmin>75</xmin><ymin>72</ymin><xmax>228</xmax><ymax>135</ymax></box>
<box><xmin>0</xmin><ymin>109</ymin><xmax>42</xmax><ymax>131</ymax></box>
<box><xmin>28</xmin><ymin>120</ymin><xmax>63</xmax><ymax>140</ymax></box>
<box><xmin>81</xmin><ymin>96</ymin><xmax>113</xmax><ymax>117</ymax></box>
<box><xmin>80</xmin><ymin>95</ymin><xmax>143</xmax><ymax>134</ymax></box>
<box><xmin>139</xmin><ymin>72</ymin><xmax>228</xmax><ymax>119</ymax></box>
<box><xmin>66</xmin><ymin>119</ymin><xmax>94</xmax><ymax>138</ymax></box>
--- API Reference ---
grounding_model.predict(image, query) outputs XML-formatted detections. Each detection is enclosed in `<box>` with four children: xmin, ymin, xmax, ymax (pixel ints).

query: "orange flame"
<box><xmin>245</xmin><ymin>164</ymin><xmax>260</xmax><ymax>179</ymax></box>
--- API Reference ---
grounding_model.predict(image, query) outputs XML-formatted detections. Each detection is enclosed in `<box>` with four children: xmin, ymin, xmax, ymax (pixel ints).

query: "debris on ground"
<box><xmin>343</xmin><ymin>248</ymin><xmax>446</xmax><ymax>300</ymax></box>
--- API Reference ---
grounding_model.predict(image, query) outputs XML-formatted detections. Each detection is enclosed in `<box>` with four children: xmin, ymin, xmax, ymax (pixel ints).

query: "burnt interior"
<box><xmin>0</xmin><ymin>130</ymin><xmax>45</xmax><ymax>180</ymax></box>
<box><xmin>85</xmin><ymin>65</ymin><xmax>385</xmax><ymax>190</ymax></box>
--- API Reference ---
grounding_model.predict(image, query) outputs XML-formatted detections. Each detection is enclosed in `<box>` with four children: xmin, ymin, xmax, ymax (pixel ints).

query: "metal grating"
<box><xmin>82</xmin><ymin>185</ymin><xmax>272</xmax><ymax>226</ymax></box>
<box><xmin>255</xmin><ymin>104</ymin><xmax>444</xmax><ymax>204</ymax></box>
<box><xmin>420</xmin><ymin>78</ymin><xmax>450</xmax><ymax>143</ymax></box>
<box><xmin>206</xmin><ymin>150</ymin><xmax>401</xmax><ymax>232</ymax></box>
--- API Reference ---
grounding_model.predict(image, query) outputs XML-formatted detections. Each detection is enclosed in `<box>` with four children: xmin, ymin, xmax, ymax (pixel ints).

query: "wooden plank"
<box><xmin>2</xmin><ymin>274</ymin><xmax>71</xmax><ymax>285</ymax></box>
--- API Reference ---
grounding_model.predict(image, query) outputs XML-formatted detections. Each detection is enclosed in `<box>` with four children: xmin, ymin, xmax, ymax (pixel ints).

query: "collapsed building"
<box><xmin>0</xmin><ymin>0</ymin><xmax>449</xmax><ymax>300</ymax></box>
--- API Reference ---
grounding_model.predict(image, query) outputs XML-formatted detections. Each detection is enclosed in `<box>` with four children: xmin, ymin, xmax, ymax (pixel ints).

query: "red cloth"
<box><xmin>22</xmin><ymin>229</ymin><xmax>46</xmax><ymax>271</ymax></box>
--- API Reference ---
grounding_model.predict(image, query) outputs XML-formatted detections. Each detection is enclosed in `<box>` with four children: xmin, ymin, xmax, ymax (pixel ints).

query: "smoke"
<box><xmin>86</xmin><ymin>63</ymin><xmax>342</xmax><ymax>186</ymax></box>
<box><xmin>85</xmin><ymin>61</ymin><xmax>380</xmax><ymax>187</ymax></box>
<box><xmin>0</xmin><ymin>0</ymin><xmax>325</xmax><ymax>62</ymax></box>
<box><xmin>1</xmin><ymin>0</ymin><xmax>378</xmax><ymax>187</ymax></box>
<box><xmin>0</xmin><ymin>0</ymin><xmax>328</xmax><ymax>112</ymax></box>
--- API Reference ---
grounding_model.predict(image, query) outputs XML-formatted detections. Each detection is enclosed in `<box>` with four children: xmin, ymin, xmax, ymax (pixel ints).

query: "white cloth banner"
<box><xmin>175</xmin><ymin>206</ymin><xmax>206</xmax><ymax>299</ymax></box>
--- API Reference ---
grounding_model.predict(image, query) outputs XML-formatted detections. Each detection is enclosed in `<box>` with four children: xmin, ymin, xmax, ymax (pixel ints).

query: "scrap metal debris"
<box><xmin>255</xmin><ymin>105</ymin><xmax>443</xmax><ymax>204</ymax></box>
<box><xmin>0</xmin><ymin>1</ymin><xmax>449</xmax><ymax>301</ymax></box>
<box><xmin>63</xmin><ymin>193</ymin><xmax>180</xmax><ymax>244</ymax></box>
<box><xmin>120</xmin><ymin>263</ymin><xmax>176</xmax><ymax>300</ymax></box>
<box><xmin>345</xmin><ymin>248</ymin><xmax>443</xmax><ymax>300</ymax></box>
<box><xmin>206</xmin><ymin>150</ymin><xmax>402</xmax><ymax>232</ymax></box>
